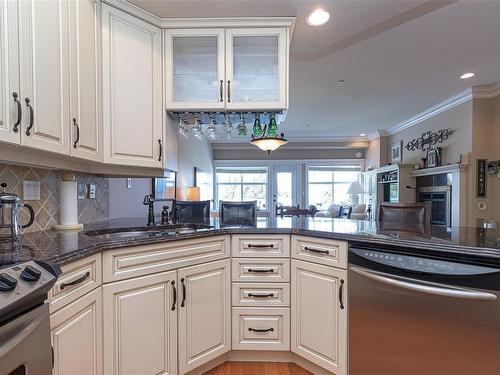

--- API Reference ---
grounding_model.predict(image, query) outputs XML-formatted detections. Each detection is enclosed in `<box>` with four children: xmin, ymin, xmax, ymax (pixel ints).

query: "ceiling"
<box><xmin>128</xmin><ymin>0</ymin><xmax>500</xmax><ymax>142</ymax></box>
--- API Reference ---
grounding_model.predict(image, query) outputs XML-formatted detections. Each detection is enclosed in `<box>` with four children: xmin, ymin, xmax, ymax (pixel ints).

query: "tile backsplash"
<box><xmin>0</xmin><ymin>163</ymin><xmax>109</xmax><ymax>233</ymax></box>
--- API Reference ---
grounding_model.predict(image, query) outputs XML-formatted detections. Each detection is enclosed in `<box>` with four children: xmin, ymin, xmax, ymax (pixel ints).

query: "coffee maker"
<box><xmin>0</xmin><ymin>183</ymin><xmax>35</xmax><ymax>239</ymax></box>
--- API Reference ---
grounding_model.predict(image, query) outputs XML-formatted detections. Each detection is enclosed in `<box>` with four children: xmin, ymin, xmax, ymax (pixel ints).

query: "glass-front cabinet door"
<box><xmin>165</xmin><ymin>29</ymin><xmax>225</xmax><ymax>110</ymax></box>
<box><xmin>225</xmin><ymin>28</ymin><xmax>288</xmax><ymax>110</ymax></box>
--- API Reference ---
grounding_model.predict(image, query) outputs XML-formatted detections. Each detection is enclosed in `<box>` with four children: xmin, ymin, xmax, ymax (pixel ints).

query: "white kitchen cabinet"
<box><xmin>18</xmin><ymin>0</ymin><xmax>71</xmax><ymax>155</ymax></box>
<box><xmin>225</xmin><ymin>28</ymin><xmax>288</xmax><ymax>111</ymax></box>
<box><xmin>165</xmin><ymin>27</ymin><xmax>289</xmax><ymax>111</ymax></box>
<box><xmin>291</xmin><ymin>260</ymin><xmax>347</xmax><ymax>375</ymax></box>
<box><xmin>0</xmin><ymin>0</ymin><xmax>20</xmax><ymax>145</ymax></box>
<box><xmin>165</xmin><ymin>29</ymin><xmax>226</xmax><ymax>110</ymax></box>
<box><xmin>102</xmin><ymin>4</ymin><xmax>163</xmax><ymax>168</ymax></box>
<box><xmin>50</xmin><ymin>287</ymin><xmax>103</xmax><ymax>375</ymax></box>
<box><xmin>68</xmin><ymin>0</ymin><xmax>101</xmax><ymax>162</ymax></box>
<box><xmin>103</xmin><ymin>270</ymin><xmax>178</xmax><ymax>375</ymax></box>
<box><xmin>177</xmin><ymin>259</ymin><xmax>231</xmax><ymax>374</ymax></box>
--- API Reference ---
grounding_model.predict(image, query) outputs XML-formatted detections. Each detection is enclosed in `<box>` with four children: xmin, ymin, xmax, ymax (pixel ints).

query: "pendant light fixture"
<box><xmin>250</xmin><ymin>113</ymin><xmax>287</xmax><ymax>154</ymax></box>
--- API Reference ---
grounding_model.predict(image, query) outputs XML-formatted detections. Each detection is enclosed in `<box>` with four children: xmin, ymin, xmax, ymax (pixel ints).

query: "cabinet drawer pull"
<box><xmin>339</xmin><ymin>279</ymin><xmax>345</xmax><ymax>309</ymax></box>
<box><xmin>248</xmin><ymin>244</ymin><xmax>274</xmax><ymax>248</ymax></box>
<box><xmin>158</xmin><ymin>139</ymin><xmax>162</xmax><ymax>161</ymax></box>
<box><xmin>247</xmin><ymin>268</ymin><xmax>274</xmax><ymax>273</ymax></box>
<box><xmin>180</xmin><ymin>277</ymin><xmax>186</xmax><ymax>308</ymax></box>
<box><xmin>304</xmin><ymin>246</ymin><xmax>329</xmax><ymax>255</ymax></box>
<box><xmin>248</xmin><ymin>293</ymin><xmax>274</xmax><ymax>298</ymax></box>
<box><xmin>60</xmin><ymin>272</ymin><xmax>90</xmax><ymax>290</ymax></box>
<box><xmin>12</xmin><ymin>92</ymin><xmax>21</xmax><ymax>132</ymax></box>
<box><xmin>25</xmin><ymin>97</ymin><xmax>34</xmax><ymax>136</ymax></box>
<box><xmin>171</xmin><ymin>280</ymin><xmax>177</xmax><ymax>311</ymax></box>
<box><xmin>73</xmin><ymin>118</ymin><xmax>80</xmax><ymax>148</ymax></box>
<box><xmin>219</xmin><ymin>80</ymin><xmax>224</xmax><ymax>102</ymax></box>
<box><xmin>227</xmin><ymin>80</ymin><xmax>231</xmax><ymax>103</ymax></box>
<box><xmin>248</xmin><ymin>327</ymin><xmax>274</xmax><ymax>333</ymax></box>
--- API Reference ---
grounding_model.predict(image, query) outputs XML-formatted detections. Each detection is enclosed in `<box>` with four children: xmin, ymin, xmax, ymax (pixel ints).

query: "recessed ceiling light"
<box><xmin>307</xmin><ymin>9</ymin><xmax>330</xmax><ymax>26</ymax></box>
<box><xmin>460</xmin><ymin>72</ymin><xmax>475</xmax><ymax>79</ymax></box>
<box><xmin>360</xmin><ymin>133</ymin><xmax>367</xmax><ymax>137</ymax></box>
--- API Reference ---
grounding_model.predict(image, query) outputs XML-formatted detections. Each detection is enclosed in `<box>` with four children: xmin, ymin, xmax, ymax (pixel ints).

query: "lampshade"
<box><xmin>250</xmin><ymin>137</ymin><xmax>288</xmax><ymax>154</ymax></box>
<box><xmin>186</xmin><ymin>186</ymin><xmax>200</xmax><ymax>201</ymax></box>
<box><xmin>347</xmin><ymin>181</ymin><xmax>365</xmax><ymax>195</ymax></box>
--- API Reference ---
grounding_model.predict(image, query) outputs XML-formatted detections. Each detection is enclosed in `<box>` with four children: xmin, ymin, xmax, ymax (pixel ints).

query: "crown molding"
<box><xmin>385</xmin><ymin>89</ymin><xmax>473</xmax><ymax>136</ymax></box>
<box><xmin>472</xmin><ymin>82</ymin><xmax>500</xmax><ymax>99</ymax></box>
<box><xmin>368</xmin><ymin>130</ymin><xmax>388</xmax><ymax>141</ymax></box>
<box><xmin>103</xmin><ymin>0</ymin><xmax>296</xmax><ymax>31</ymax></box>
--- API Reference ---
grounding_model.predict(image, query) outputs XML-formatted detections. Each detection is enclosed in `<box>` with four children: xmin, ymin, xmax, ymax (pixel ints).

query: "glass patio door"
<box><xmin>271</xmin><ymin>164</ymin><xmax>300</xmax><ymax>223</ymax></box>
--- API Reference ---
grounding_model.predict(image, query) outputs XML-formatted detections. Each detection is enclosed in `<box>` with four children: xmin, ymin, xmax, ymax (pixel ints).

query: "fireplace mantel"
<box><xmin>411</xmin><ymin>163</ymin><xmax>468</xmax><ymax>177</ymax></box>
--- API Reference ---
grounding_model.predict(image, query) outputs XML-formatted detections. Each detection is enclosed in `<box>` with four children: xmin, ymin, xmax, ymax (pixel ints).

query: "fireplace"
<box><xmin>416</xmin><ymin>173</ymin><xmax>452</xmax><ymax>227</ymax></box>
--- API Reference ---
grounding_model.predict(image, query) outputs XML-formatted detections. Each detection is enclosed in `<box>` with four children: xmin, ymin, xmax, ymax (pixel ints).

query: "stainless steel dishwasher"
<box><xmin>348</xmin><ymin>244</ymin><xmax>500</xmax><ymax>375</ymax></box>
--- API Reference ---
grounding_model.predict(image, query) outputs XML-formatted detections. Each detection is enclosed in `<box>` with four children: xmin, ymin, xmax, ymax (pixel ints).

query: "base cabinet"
<box><xmin>291</xmin><ymin>260</ymin><xmax>347</xmax><ymax>375</ymax></box>
<box><xmin>50</xmin><ymin>287</ymin><xmax>103</xmax><ymax>375</ymax></box>
<box><xmin>178</xmin><ymin>259</ymin><xmax>231</xmax><ymax>374</ymax></box>
<box><xmin>103</xmin><ymin>270</ymin><xmax>177</xmax><ymax>375</ymax></box>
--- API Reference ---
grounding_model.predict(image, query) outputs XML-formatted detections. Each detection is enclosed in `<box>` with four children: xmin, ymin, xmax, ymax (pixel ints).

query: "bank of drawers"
<box><xmin>231</xmin><ymin>235</ymin><xmax>290</xmax><ymax>351</ymax></box>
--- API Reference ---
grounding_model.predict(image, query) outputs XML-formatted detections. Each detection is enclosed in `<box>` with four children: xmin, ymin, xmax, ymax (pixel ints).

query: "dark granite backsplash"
<box><xmin>0</xmin><ymin>163</ymin><xmax>109</xmax><ymax>233</ymax></box>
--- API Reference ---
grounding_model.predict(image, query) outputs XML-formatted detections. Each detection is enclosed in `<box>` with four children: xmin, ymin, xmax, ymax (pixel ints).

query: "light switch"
<box><xmin>88</xmin><ymin>184</ymin><xmax>96</xmax><ymax>199</ymax></box>
<box><xmin>127</xmin><ymin>178</ymin><xmax>132</xmax><ymax>189</ymax></box>
<box><xmin>23</xmin><ymin>180</ymin><xmax>41</xmax><ymax>201</ymax></box>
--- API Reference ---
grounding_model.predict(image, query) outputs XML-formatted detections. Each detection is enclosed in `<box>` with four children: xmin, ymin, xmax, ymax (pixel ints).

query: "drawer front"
<box><xmin>103</xmin><ymin>236</ymin><xmax>230</xmax><ymax>282</ymax></box>
<box><xmin>232</xmin><ymin>283</ymin><xmax>290</xmax><ymax>307</ymax></box>
<box><xmin>232</xmin><ymin>307</ymin><xmax>290</xmax><ymax>350</ymax></box>
<box><xmin>232</xmin><ymin>258</ymin><xmax>290</xmax><ymax>283</ymax></box>
<box><xmin>232</xmin><ymin>234</ymin><xmax>290</xmax><ymax>258</ymax></box>
<box><xmin>48</xmin><ymin>254</ymin><xmax>102</xmax><ymax>314</ymax></box>
<box><xmin>292</xmin><ymin>236</ymin><xmax>347</xmax><ymax>269</ymax></box>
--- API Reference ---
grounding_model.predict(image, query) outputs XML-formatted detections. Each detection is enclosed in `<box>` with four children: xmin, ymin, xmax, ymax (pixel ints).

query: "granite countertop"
<box><xmin>1</xmin><ymin>217</ymin><xmax>499</xmax><ymax>268</ymax></box>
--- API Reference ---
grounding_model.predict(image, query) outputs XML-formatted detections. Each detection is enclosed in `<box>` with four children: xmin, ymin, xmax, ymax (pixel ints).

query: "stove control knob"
<box><xmin>20</xmin><ymin>265</ymin><xmax>42</xmax><ymax>282</ymax></box>
<box><xmin>0</xmin><ymin>273</ymin><xmax>18</xmax><ymax>292</ymax></box>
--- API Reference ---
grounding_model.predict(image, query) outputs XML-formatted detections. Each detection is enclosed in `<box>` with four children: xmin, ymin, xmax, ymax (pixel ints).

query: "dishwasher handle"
<box><xmin>350</xmin><ymin>266</ymin><xmax>497</xmax><ymax>301</ymax></box>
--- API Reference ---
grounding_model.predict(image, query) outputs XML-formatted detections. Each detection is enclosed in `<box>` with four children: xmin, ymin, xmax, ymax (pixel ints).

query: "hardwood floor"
<box><xmin>203</xmin><ymin>362</ymin><xmax>313</xmax><ymax>375</ymax></box>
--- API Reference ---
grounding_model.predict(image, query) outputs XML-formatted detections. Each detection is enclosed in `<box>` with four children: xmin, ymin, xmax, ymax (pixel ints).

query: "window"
<box><xmin>307</xmin><ymin>166</ymin><xmax>361</xmax><ymax>209</ymax></box>
<box><xmin>215</xmin><ymin>167</ymin><xmax>268</xmax><ymax>210</ymax></box>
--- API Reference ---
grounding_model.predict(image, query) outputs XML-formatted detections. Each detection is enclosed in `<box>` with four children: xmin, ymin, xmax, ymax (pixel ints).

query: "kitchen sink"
<box><xmin>84</xmin><ymin>223</ymin><xmax>212</xmax><ymax>240</ymax></box>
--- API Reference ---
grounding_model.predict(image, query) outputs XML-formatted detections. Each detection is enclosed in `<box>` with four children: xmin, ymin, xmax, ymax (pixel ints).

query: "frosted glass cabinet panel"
<box><xmin>226</xmin><ymin>28</ymin><xmax>288</xmax><ymax>110</ymax></box>
<box><xmin>165</xmin><ymin>29</ymin><xmax>225</xmax><ymax>110</ymax></box>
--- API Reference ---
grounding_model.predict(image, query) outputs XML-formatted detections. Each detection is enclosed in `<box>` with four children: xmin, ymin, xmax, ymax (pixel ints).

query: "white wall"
<box><xmin>108</xmin><ymin>178</ymin><xmax>152</xmax><ymax>218</ymax></box>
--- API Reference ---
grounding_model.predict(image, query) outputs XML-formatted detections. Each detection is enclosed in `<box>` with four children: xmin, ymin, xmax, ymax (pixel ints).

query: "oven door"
<box><xmin>0</xmin><ymin>303</ymin><xmax>52</xmax><ymax>375</ymax></box>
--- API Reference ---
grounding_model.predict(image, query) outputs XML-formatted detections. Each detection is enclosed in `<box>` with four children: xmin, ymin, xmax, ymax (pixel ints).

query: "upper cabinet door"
<box><xmin>68</xmin><ymin>0</ymin><xmax>101</xmax><ymax>162</ymax></box>
<box><xmin>102</xmin><ymin>4</ymin><xmax>163</xmax><ymax>168</ymax></box>
<box><xmin>177</xmin><ymin>259</ymin><xmax>231</xmax><ymax>374</ymax></box>
<box><xmin>165</xmin><ymin>29</ymin><xmax>225</xmax><ymax>111</ymax></box>
<box><xmin>0</xmin><ymin>0</ymin><xmax>20</xmax><ymax>145</ymax></box>
<box><xmin>18</xmin><ymin>0</ymin><xmax>71</xmax><ymax>155</ymax></box>
<box><xmin>225</xmin><ymin>28</ymin><xmax>288</xmax><ymax>111</ymax></box>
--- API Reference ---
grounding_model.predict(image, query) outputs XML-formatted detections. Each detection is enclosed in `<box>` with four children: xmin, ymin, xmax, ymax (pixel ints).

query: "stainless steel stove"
<box><xmin>0</xmin><ymin>261</ymin><xmax>61</xmax><ymax>375</ymax></box>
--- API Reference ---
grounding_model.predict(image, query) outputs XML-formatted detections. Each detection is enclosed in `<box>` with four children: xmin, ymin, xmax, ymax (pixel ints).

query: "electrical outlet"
<box><xmin>88</xmin><ymin>184</ymin><xmax>96</xmax><ymax>199</ymax></box>
<box><xmin>127</xmin><ymin>178</ymin><xmax>132</xmax><ymax>189</ymax></box>
<box><xmin>77</xmin><ymin>183</ymin><xmax>86</xmax><ymax>199</ymax></box>
<box><xmin>23</xmin><ymin>180</ymin><xmax>41</xmax><ymax>200</ymax></box>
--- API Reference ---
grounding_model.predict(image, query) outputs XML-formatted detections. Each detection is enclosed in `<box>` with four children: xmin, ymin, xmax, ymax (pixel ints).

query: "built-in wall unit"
<box><xmin>1</xmin><ymin>1</ymin><xmax>500</xmax><ymax>375</ymax></box>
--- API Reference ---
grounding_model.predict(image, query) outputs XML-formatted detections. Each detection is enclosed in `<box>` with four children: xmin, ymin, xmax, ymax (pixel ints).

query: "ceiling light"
<box><xmin>460</xmin><ymin>72</ymin><xmax>475</xmax><ymax>79</ymax></box>
<box><xmin>307</xmin><ymin>9</ymin><xmax>330</xmax><ymax>26</ymax></box>
<box><xmin>360</xmin><ymin>133</ymin><xmax>367</xmax><ymax>137</ymax></box>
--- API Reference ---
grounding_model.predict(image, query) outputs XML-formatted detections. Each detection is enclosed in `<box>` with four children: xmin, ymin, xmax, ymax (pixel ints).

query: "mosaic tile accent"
<box><xmin>0</xmin><ymin>163</ymin><xmax>109</xmax><ymax>234</ymax></box>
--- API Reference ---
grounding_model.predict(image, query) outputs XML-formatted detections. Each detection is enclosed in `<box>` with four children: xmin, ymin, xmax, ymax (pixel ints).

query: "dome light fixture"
<box><xmin>460</xmin><ymin>72</ymin><xmax>475</xmax><ymax>79</ymax></box>
<box><xmin>307</xmin><ymin>9</ymin><xmax>330</xmax><ymax>26</ymax></box>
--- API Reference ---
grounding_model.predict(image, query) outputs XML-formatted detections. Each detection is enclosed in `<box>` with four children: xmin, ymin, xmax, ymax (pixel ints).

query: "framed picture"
<box><xmin>390</xmin><ymin>141</ymin><xmax>402</xmax><ymax>163</ymax></box>
<box><xmin>152</xmin><ymin>171</ymin><xmax>176</xmax><ymax>200</ymax></box>
<box><xmin>426</xmin><ymin>148</ymin><xmax>440</xmax><ymax>168</ymax></box>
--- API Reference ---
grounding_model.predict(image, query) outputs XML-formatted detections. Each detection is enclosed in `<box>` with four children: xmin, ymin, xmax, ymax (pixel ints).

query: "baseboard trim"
<box><xmin>185</xmin><ymin>350</ymin><xmax>336</xmax><ymax>375</ymax></box>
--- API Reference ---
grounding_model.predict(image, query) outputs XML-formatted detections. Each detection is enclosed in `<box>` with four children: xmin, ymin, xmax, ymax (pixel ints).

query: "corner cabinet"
<box><xmin>165</xmin><ymin>27</ymin><xmax>289</xmax><ymax>111</ymax></box>
<box><xmin>291</xmin><ymin>259</ymin><xmax>348</xmax><ymax>375</ymax></box>
<box><xmin>101</xmin><ymin>4</ymin><xmax>163</xmax><ymax>168</ymax></box>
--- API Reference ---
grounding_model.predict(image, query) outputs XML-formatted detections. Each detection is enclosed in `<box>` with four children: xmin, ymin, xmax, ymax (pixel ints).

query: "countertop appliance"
<box><xmin>0</xmin><ymin>183</ymin><xmax>35</xmax><ymax>240</ymax></box>
<box><xmin>349</xmin><ymin>244</ymin><xmax>500</xmax><ymax>375</ymax></box>
<box><xmin>0</xmin><ymin>260</ymin><xmax>61</xmax><ymax>375</ymax></box>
